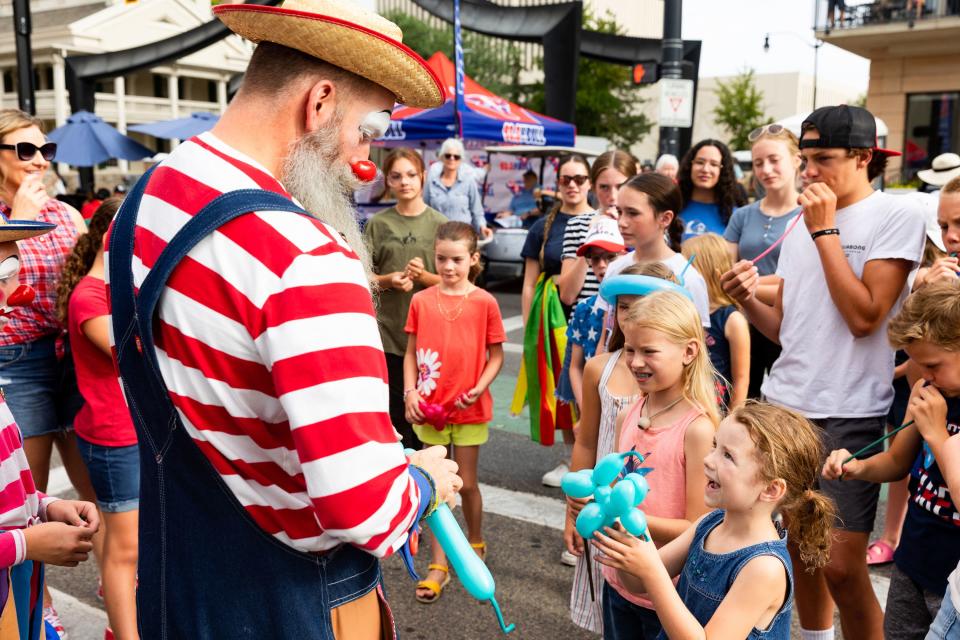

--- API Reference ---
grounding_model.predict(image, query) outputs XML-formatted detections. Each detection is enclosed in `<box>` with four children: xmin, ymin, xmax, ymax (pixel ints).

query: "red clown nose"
<box><xmin>6</xmin><ymin>285</ymin><xmax>35</xmax><ymax>307</ymax></box>
<box><xmin>350</xmin><ymin>160</ymin><xmax>378</xmax><ymax>183</ymax></box>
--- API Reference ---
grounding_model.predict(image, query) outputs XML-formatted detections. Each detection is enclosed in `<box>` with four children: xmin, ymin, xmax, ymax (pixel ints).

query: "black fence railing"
<box><xmin>815</xmin><ymin>0</ymin><xmax>960</xmax><ymax>32</ymax></box>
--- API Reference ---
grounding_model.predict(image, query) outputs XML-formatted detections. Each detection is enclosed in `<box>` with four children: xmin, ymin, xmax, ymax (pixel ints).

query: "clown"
<box><xmin>106</xmin><ymin>0</ymin><xmax>464</xmax><ymax>637</ymax></box>
<box><xmin>0</xmin><ymin>218</ymin><xmax>99</xmax><ymax>639</ymax></box>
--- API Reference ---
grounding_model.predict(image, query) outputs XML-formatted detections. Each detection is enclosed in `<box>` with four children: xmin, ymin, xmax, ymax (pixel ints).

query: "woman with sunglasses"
<box><xmin>677</xmin><ymin>139</ymin><xmax>746</xmax><ymax>241</ymax></box>
<box><xmin>0</xmin><ymin>109</ymin><xmax>98</xmax><ymax>635</ymax></box>
<box><xmin>423</xmin><ymin>138</ymin><xmax>493</xmax><ymax>240</ymax></box>
<box><xmin>723</xmin><ymin>124</ymin><xmax>801</xmax><ymax>399</ymax></box>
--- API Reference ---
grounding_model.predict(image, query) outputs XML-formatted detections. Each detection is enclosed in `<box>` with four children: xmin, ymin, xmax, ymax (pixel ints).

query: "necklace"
<box><xmin>437</xmin><ymin>287</ymin><xmax>471</xmax><ymax>322</ymax></box>
<box><xmin>637</xmin><ymin>395</ymin><xmax>684</xmax><ymax>430</ymax></box>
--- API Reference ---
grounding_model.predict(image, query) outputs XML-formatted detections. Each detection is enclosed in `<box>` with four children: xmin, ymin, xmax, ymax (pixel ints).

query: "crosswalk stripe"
<box><xmin>502</xmin><ymin>315</ymin><xmax>524</xmax><ymax>333</ymax></box>
<box><xmin>50</xmin><ymin>587</ymin><xmax>107</xmax><ymax>640</ymax></box>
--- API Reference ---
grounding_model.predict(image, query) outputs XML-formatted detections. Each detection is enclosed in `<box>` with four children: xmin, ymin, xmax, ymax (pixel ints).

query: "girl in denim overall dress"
<box><xmin>594</xmin><ymin>402</ymin><xmax>835</xmax><ymax>639</ymax></box>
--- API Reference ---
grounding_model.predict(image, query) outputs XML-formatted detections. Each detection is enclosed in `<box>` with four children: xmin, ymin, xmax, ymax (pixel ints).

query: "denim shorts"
<box><xmin>77</xmin><ymin>436</ymin><xmax>140</xmax><ymax>513</ymax></box>
<box><xmin>0</xmin><ymin>335</ymin><xmax>83</xmax><ymax>438</ymax></box>
<box><xmin>928</xmin><ymin>591</ymin><xmax>960</xmax><ymax>640</ymax></box>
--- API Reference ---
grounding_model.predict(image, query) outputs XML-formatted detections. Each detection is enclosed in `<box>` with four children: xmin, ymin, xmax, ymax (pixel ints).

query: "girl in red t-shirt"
<box><xmin>56</xmin><ymin>199</ymin><xmax>139</xmax><ymax>640</ymax></box>
<box><xmin>403</xmin><ymin>221</ymin><xmax>506</xmax><ymax>603</ymax></box>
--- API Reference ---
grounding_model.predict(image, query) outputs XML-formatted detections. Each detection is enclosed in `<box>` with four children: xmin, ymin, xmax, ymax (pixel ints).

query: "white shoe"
<box><xmin>560</xmin><ymin>550</ymin><xmax>578</xmax><ymax>567</ymax></box>
<box><xmin>541</xmin><ymin>461</ymin><xmax>570</xmax><ymax>487</ymax></box>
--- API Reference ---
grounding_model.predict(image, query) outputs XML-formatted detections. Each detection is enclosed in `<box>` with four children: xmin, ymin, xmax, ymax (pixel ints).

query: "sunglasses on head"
<box><xmin>748</xmin><ymin>123</ymin><xmax>785</xmax><ymax>142</ymax></box>
<box><xmin>0</xmin><ymin>142</ymin><xmax>57</xmax><ymax>162</ymax></box>
<box><xmin>443</xmin><ymin>153</ymin><xmax>461</xmax><ymax>160</ymax></box>
<box><xmin>559</xmin><ymin>175</ymin><xmax>589</xmax><ymax>187</ymax></box>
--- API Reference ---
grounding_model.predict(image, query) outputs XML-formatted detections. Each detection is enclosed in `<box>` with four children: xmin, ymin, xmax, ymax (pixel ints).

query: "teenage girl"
<box><xmin>593</xmin><ymin>401</ymin><xmax>835</xmax><ymax>639</ymax></box>
<box><xmin>682</xmin><ymin>233</ymin><xmax>751</xmax><ymax>411</ymax></box>
<box><xmin>601</xmin><ymin>290</ymin><xmax>718</xmax><ymax>640</ymax></box>
<box><xmin>724</xmin><ymin>124</ymin><xmax>801</xmax><ymax>398</ymax></box>
<box><xmin>599</xmin><ymin>173</ymin><xmax>712</xmax><ymax>352</ymax></box>
<box><xmin>519</xmin><ymin>155</ymin><xmax>593</xmax><ymax>490</ymax></box>
<box><xmin>677</xmin><ymin>139</ymin><xmax>746</xmax><ymax>240</ymax></box>
<box><xmin>56</xmin><ymin>199</ymin><xmax>139</xmax><ymax>640</ymax></box>
<box><xmin>565</xmin><ymin>261</ymin><xmax>680</xmax><ymax>633</ymax></box>
<box><xmin>404</xmin><ymin>221</ymin><xmax>505</xmax><ymax>603</ymax></box>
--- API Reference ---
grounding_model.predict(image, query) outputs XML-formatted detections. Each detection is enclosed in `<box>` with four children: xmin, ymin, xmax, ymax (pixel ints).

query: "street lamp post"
<box><xmin>763</xmin><ymin>31</ymin><xmax>823</xmax><ymax>112</ymax></box>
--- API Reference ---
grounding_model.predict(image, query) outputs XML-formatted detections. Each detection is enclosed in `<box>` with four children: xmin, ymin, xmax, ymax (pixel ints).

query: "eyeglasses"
<box><xmin>0</xmin><ymin>142</ymin><xmax>57</xmax><ymax>162</ymax></box>
<box><xmin>558</xmin><ymin>175</ymin><xmax>589</xmax><ymax>187</ymax></box>
<box><xmin>587</xmin><ymin>251</ymin><xmax>619</xmax><ymax>264</ymax></box>
<box><xmin>748</xmin><ymin>123</ymin><xmax>785</xmax><ymax>142</ymax></box>
<box><xmin>443</xmin><ymin>153</ymin><xmax>461</xmax><ymax>161</ymax></box>
<box><xmin>692</xmin><ymin>158</ymin><xmax>722</xmax><ymax>170</ymax></box>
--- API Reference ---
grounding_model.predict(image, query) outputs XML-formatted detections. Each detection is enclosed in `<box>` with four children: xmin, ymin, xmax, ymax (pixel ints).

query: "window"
<box><xmin>904</xmin><ymin>92</ymin><xmax>960</xmax><ymax>177</ymax></box>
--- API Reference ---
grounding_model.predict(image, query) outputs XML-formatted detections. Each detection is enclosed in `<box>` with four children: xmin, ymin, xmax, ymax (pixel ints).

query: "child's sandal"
<box><xmin>471</xmin><ymin>541</ymin><xmax>487</xmax><ymax>561</ymax></box>
<box><xmin>415</xmin><ymin>563</ymin><xmax>450</xmax><ymax>604</ymax></box>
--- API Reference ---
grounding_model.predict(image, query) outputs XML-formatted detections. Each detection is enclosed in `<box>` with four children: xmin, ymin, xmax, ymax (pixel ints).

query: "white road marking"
<box><xmin>50</xmin><ymin>587</ymin><xmax>108</xmax><ymax>640</ymax></box>
<box><xmin>47</xmin><ymin>465</ymin><xmax>71</xmax><ymax>497</ymax></box>
<box><xmin>504</xmin><ymin>343</ymin><xmax>523</xmax><ymax>353</ymax></box>
<box><xmin>502</xmin><ymin>315</ymin><xmax>523</xmax><ymax>333</ymax></box>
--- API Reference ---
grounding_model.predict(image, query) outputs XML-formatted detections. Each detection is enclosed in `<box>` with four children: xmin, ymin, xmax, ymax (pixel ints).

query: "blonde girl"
<box><xmin>594</xmin><ymin>401</ymin><xmax>835</xmax><ymax>639</ymax></box>
<box><xmin>600</xmin><ymin>290</ymin><xmax>717</xmax><ymax>639</ymax></box>
<box><xmin>682</xmin><ymin>233</ymin><xmax>751</xmax><ymax>410</ymax></box>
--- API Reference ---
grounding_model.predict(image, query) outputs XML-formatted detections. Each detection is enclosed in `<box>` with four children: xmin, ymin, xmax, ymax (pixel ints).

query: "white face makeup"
<box><xmin>0</xmin><ymin>256</ymin><xmax>19</xmax><ymax>282</ymax></box>
<box><xmin>359</xmin><ymin>110</ymin><xmax>392</xmax><ymax>144</ymax></box>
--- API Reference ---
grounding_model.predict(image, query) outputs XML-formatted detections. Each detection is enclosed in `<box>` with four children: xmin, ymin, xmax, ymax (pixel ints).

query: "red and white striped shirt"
<box><xmin>105</xmin><ymin>133</ymin><xmax>421</xmax><ymax>557</ymax></box>
<box><xmin>0</xmin><ymin>396</ymin><xmax>57</xmax><ymax>568</ymax></box>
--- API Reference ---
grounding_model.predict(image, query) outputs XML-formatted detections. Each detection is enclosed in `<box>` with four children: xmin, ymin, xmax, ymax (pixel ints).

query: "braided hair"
<box><xmin>56</xmin><ymin>198</ymin><xmax>121</xmax><ymax>325</ymax></box>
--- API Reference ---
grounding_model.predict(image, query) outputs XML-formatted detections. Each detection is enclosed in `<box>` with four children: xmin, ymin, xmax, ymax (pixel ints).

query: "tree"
<box><xmin>712</xmin><ymin>69</ymin><xmax>768</xmax><ymax>151</ymax></box>
<box><xmin>522</xmin><ymin>11</ymin><xmax>652</xmax><ymax>148</ymax></box>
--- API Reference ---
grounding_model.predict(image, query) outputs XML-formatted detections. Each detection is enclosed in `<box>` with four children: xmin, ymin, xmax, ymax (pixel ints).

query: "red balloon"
<box><xmin>6</xmin><ymin>284</ymin><xmax>35</xmax><ymax>307</ymax></box>
<box><xmin>351</xmin><ymin>160</ymin><xmax>378</xmax><ymax>183</ymax></box>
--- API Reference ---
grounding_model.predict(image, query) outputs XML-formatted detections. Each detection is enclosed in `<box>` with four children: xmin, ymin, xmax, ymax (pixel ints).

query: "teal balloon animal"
<box><xmin>561</xmin><ymin>451</ymin><xmax>652</xmax><ymax>540</ymax></box>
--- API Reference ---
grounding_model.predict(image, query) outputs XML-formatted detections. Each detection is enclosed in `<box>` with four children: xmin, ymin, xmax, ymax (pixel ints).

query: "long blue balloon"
<box><xmin>599</xmin><ymin>274</ymin><xmax>693</xmax><ymax>305</ymax></box>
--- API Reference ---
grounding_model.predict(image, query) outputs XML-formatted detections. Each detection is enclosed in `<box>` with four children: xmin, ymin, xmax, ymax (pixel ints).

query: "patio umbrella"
<box><xmin>129</xmin><ymin>111</ymin><xmax>219</xmax><ymax>140</ymax></box>
<box><xmin>47</xmin><ymin>111</ymin><xmax>154</xmax><ymax>166</ymax></box>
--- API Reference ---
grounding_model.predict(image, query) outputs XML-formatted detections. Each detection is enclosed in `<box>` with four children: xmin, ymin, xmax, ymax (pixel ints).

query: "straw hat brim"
<box><xmin>0</xmin><ymin>220</ymin><xmax>56</xmax><ymax>243</ymax></box>
<box><xmin>213</xmin><ymin>5</ymin><xmax>444</xmax><ymax>109</ymax></box>
<box><xmin>918</xmin><ymin>166</ymin><xmax>960</xmax><ymax>186</ymax></box>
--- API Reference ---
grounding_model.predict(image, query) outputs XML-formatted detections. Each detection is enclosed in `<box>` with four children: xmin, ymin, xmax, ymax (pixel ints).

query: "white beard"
<box><xmin>280</xmin><ymin>117</ymin><xmax>371</xmax><ymax>273</ymax></box>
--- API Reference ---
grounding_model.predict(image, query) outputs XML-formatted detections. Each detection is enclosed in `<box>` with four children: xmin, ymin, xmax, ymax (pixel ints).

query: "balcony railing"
<box><xmin>815</xmin><ymin>0</ymin><xmax>960</xmax><ymax>32</ymax></box>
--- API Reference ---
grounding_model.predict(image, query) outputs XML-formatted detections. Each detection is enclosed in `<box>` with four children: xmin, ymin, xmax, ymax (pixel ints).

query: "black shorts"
<box><xmin>811</xmin><ymin>416</ymin><xmax>885</xmax><ymax>533</ymax></box>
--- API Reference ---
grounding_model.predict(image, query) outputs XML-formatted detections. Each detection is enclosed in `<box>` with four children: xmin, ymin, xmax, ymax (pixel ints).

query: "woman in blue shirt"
<box><xmin>677</xmin><ymin>139</ymin><xmax>746</xmax><ymax>241</ymax></box>
<box><xmin>422</xmin><ymin>138</ymin><xmax>493</xmax><ymax>239</ymax></box>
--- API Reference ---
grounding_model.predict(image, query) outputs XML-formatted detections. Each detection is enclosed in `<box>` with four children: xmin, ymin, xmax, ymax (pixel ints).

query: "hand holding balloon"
<box><xmin>560</xmin><ymin>451</ymin><xmax>652</xmax><ymax>541</ymax></box>
<box><xmin>590</xmin><ymin>522</ymin><xmax>662</xmax><ymax>582</ymax></box>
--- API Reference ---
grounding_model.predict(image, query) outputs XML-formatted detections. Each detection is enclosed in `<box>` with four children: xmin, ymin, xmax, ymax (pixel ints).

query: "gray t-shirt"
<box><xmin>724</xmin><ymin>201</ymin><xmax>801</xmax><ymax>276</ymax></box>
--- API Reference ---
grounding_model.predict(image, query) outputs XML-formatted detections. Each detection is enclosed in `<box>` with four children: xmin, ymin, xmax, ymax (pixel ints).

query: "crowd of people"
<box><xmin>0</xmin><ymin>1</ymin><xmax>957</xmax><ymax>639</ymax></box>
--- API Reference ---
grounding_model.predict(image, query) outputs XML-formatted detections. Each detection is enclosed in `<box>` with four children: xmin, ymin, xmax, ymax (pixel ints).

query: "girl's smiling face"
<box><xmin>0</xmin><ymin>126</ymin><xmax>49</xmax><ymax>194</ymax></box>
<box><xmin>435</xmin><ymin>238</ymin><xmax>478</xmax><ymax>287</ymax></box>
<box><xmin>703</xmin><ymin>417</ymin><xmax>768</xmax><ymax>510</ymax></box>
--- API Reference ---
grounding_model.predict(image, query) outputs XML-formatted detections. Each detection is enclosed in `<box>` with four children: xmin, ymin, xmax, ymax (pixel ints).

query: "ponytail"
<box><xmin>666</xmin><ymin>214</ymin><xmax>683</xmax><ymax>253</ymax></box>
<box><xmin>783</xmin><ymin>489</ymin><xmax>835</xmax><ymax>571</ymax></box>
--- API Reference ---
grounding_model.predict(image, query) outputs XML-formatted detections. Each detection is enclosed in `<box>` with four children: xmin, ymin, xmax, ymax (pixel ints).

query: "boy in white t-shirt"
<box><xmin>722</xmin><ymin>105</ymin><xmax>926</xmax><ymax>640</ymax></box>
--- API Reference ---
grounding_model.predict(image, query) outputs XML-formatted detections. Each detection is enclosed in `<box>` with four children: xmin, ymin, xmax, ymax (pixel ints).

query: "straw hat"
<box><xmin>0</xmin><ymin>217</ymin><xmax>55</xmax><ymax>243</ymax></box>
<box><xmin>918</xmin><ymin>153</ymin><xmax>960</xmax><ymax>187</ymax></box>
<box><xmin>213</xmin><ymin>0</ymin><xmax>444</xmax><ymax>109</ymax></box>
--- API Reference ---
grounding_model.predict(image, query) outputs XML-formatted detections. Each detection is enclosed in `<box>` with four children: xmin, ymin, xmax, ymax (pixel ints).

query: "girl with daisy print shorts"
<box><xmin>403</xmin><ymin>221</ymin><xmax>506</xmax><ymax>604</ymax></box>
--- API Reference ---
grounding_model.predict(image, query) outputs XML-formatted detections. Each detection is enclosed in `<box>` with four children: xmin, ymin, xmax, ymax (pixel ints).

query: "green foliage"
<box><xmin>385</xmin><ymin>11</ymin><xmax>525</xmax><ymax>101</ymax></box>
<box><xmin>712</xmin><ymin>68</ymin><xmax>769</xmax><ymax>151</ymax></box>
<box><xmin>385</xmin><ymin>10</ymin><xmax>651</xmax><ymax>147</ymax></box>
<box><xmin>853</xmin><ymin>92</ymin><xmax>867</xmax><ymax>108</ymax></box>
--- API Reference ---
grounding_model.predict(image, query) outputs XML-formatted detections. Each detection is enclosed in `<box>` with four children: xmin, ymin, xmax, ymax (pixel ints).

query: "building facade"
<box><xmin>817</xmin><ymin>0</ymin><xmax>960</xmax><ymax>181</ymax></box>
<box><xmin>0</xmin><ymin>0</ymin><xmax>252</xmax><ymax>188</ymax></box>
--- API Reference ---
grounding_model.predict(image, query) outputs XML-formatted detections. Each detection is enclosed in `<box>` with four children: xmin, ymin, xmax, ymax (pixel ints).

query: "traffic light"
<box><xmin>632</xmin><ymin>61</ymin><xmax>659</xmax><ymax>85</ymax></box>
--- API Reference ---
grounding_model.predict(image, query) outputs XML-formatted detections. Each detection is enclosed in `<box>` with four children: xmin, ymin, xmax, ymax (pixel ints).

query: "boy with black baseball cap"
<box><xmin>722</xmin><ymin>104</ymin><xmax>927</xmax><ymax>640</ymax></box>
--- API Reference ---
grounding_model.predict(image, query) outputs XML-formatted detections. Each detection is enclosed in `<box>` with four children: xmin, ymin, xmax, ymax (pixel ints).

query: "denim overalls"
<box><xmin>108</xmin><ymin>169</ymin><xmax>385</xmax><ymax>639</ymax></box>
<box><xmin>661</xmin><ymin>509</ymin><xmax>793</xmax><ymax>639</ymax></box>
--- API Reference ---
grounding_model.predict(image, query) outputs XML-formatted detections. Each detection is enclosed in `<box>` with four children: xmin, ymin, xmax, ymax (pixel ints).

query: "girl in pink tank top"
<box><xmin>599</xmin><ymin>290</ymin><xmax>719</xmax><ymax>640</ymax></box>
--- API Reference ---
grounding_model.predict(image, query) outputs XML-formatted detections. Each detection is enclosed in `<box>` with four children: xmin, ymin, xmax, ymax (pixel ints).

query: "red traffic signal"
<box><xmin>632</xmin><ymin>61</ymin><xmax>659</xmax><ymax>85</ymax></box>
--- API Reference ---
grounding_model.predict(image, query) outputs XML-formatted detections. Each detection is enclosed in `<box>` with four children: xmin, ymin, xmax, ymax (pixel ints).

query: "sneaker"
<box><xmin>43</xmin><ymin>606</ymin><xmax>68</xmax><ymax>640</ymax></box>
<box><xmin>541</xmin><ymin>461</ymin><xmax>570</xmax><ymax>488</ymax></box>
<box><xmin>560</xmin><ymin>549</ymin><xmax>578</xmax><ymax>567</ymax></box>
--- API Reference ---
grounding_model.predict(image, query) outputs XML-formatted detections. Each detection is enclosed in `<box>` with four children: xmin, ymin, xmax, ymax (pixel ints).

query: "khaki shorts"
<box><xmin>413</xmin><ymin>422</ymin><xmax>489</xmax><ymax>446</ymax></box>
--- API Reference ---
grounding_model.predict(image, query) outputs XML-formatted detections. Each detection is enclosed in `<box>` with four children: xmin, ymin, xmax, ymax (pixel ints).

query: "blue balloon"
<box><xmin>608</xmin><ymin>479</ymin><xmax>636</xmax><ymax>516</ymax></box>
<box><xmin>561</xmin><ymin>471</ymin><xmax>596</xmax><ymax>499</ymax></box>
<box><xmin>623</xmin><ymin>473</ymin><xmax>649</xmax><ymax>504</ymax></box>
<box><xmin>599</xmin><ymin>274</ymin><xmax>694</xmax><ymax>306</ymax></box>
<box><xmin>621</xmin><ymin>509</ymin><xmax>649</xmax><ymax>538</ymax></box>
<box><xmin>576</xmin><ymin>502</ymin><xmax>606</xmax><ymax>538</ymax></box>
<box><xmin>592</xmin><ymin>452</ymin><xmax>624</xmax><ymax>486</ymax></box>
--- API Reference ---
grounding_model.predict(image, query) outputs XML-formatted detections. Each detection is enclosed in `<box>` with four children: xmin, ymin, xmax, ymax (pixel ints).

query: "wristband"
<box><xmin>810</xmin><ymin>228</ymin><xmax>839</xmax><ymax>241</ymax></box>
<box><xmin>411</xmin><ymin>465</ymin><xmax>440</xmax><ymax>521</ymax></box>
<box><xmin>403</xmin><ymin>388</ymin><xmax>416</xmax><ymax>399</ymax></box>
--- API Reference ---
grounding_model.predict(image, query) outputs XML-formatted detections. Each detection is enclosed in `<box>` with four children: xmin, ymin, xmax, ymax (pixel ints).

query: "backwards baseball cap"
<box><xmin>576</xmin><ymin>217</ymin><xmax>625</xmax><ymax>257</ymax></box>
<box><xmin>800</xmin><ymin>105</ymin><xmax>901</xmax><ymax>158</ymax></box>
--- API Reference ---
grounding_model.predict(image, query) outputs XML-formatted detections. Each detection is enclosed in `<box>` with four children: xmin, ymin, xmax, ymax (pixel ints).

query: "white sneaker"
<box><xmin>560</xmin><ymin>550</ymin><xmax>578</xmax><ymax>567</ymax></box>
<box><xmin>541</xmin><ymin>461</ymin><xmax>570</xmax><ymax>487</ymax></box>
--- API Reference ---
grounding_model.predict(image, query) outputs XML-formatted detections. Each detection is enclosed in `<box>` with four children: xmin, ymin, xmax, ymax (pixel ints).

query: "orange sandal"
<box><xmin>415</xmin><ymin>564</ymin><xmax>450</xmax><ymax>604</ymax></box>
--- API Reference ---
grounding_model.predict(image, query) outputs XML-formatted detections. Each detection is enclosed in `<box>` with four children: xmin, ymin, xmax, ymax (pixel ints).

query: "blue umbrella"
<box><xmin>129</xmin><ymin>111</ymin><xmax>219</xmax><ymax>140</ymax></box>
<box><xmin>47</xmin><ymin>111</ymin><xmax>154</xmax><ymax>166</ymax></box>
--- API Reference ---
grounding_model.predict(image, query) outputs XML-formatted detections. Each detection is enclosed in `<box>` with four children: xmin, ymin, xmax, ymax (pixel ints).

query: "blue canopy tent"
<box><xmin>47</xmin><ymin>110</ymin><xmax>153</xmax><ymax>166</ymax></box>
<box><xmin>381</xmin><ymin>52</ymin><xmax>575</xmax><ymax>147</ymax></box>
<box><xmin>129</xmin><ymin>111</ymin><xmax>219</xmax><ymax>140</ymax></box>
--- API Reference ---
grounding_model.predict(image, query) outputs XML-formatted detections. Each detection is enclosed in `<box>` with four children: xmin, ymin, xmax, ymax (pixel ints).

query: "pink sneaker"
<box><xmin>43</xmin><ymin>606</ymin><xmax>68</xmax><ymax>640</ymax></box>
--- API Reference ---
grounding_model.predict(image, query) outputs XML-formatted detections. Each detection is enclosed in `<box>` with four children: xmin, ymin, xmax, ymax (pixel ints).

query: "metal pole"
<box><xmin>812</xmin><ymin>43</ymin><xmax>819</xmax><ymax>111</ymax></box>
<box><xmin>659</xmin><ymin>0</ymin><xmax>683</xmax><ymax>157</ymax></box>
<box><xmin>12</xmin><ymin>0</ymin><xmax>36</xmax><ymax>114</ymax></box>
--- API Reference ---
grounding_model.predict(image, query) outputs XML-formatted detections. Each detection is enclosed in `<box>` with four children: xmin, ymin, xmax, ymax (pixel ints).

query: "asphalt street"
<box><xmin>43</xmin><ymin>276</ymin><xmax>894</xmax><ymax>639</ymax></box>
